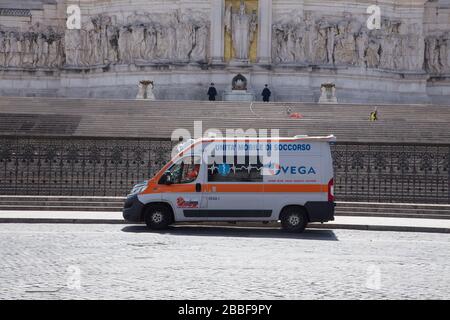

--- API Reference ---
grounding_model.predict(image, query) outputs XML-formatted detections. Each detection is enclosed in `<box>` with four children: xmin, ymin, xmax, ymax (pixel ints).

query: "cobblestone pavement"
<box><xmin>0</xmin><ymin>223</ymin><xmax>449</xmax><ymax>299</ymax></box>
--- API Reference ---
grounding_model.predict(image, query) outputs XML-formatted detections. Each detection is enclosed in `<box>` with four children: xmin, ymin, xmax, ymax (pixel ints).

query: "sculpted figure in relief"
<box><xmin>366</xmin><ymin>40</ymin><xmax>380</xmax><ymax>68</ymax></box>
<box><xmin>191</xmin><ymin>22</ymin><xmax>209</xmax><ymax>62</ymax></box>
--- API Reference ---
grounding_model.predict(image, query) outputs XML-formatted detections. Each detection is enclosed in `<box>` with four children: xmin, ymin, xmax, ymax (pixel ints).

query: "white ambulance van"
<box><xmin>123</xmin><ymin>135</ymin><xmax>336</xmax><ymax>232</ymax></box>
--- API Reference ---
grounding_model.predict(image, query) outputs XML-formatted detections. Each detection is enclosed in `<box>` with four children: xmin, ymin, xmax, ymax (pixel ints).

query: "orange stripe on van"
<box><xmin>143</xmin><ymin>183</ymin><xmax>327</xmax><ymax>194</ymax></box>
<box><xmin>146</xmin><ymin>184</ymin><xmax>196</xmax><ymax>194</ymax></box>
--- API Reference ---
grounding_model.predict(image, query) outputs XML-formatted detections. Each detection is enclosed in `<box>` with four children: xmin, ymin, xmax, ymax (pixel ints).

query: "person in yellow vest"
<box><xmin>369</xmin><ymin>107</ymin><xmax>378</xmax><ymax>121</ymax></box>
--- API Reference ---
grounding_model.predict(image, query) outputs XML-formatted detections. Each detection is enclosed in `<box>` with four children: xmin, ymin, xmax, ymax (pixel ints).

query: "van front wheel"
<box><xmin>280</xmin><ymin>207</ymin><xmax>308</xmax><ymax>233</ymax></box>
<box><xmin>144</xmin><ymin>205</ymin><xmax>173</xmax><ymax>230</ymax></box>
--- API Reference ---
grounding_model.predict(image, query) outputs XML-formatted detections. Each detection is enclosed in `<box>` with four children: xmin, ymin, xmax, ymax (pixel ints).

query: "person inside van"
<box><xmin>186</xmin><ymin>163</ymin><xmax>200</xmax><ymax>181</ymax></box>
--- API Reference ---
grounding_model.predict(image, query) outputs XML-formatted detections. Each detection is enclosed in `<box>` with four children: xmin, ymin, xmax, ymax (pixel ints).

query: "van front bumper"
<box><xmin>123</xmin><ymin>194</ymin><xmax>144</xmax><ymax>222</ymax></box>
<box><xmin>305</xmin><ymin>201</ymin><xmax>335</xmax><ymax>222</ymax></box>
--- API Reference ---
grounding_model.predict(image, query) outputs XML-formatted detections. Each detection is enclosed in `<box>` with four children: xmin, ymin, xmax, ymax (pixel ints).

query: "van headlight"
<box><xmin>129</xmin><ymin>181</ymin><xmax>148</xmax><ymax>196</ymax></box>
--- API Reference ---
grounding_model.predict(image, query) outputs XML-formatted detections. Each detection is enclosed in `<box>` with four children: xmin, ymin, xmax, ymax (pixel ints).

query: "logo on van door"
<box><xmin>264</xmin><ymin>163</ymin><xmax>316</xmax><ymax>176</ymax></box>
<box><xmin>176</xmin><ymin>197</ymin><xmax>199</xmax><ymax>208</ymax></box>
<box><xmin>217</xmin><ymin>163</ymin><xmax>231</xmax><ymax>176</ymax></box>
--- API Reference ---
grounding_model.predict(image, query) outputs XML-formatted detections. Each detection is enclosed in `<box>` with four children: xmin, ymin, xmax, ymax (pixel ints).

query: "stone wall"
<box><xmin>0</xmin><ymin>0</ymin><xmax>449</xmax><ymax>103</ymax></box>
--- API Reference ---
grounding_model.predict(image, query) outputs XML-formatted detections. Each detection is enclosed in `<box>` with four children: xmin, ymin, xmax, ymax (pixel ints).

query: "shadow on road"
<box><xmin>121</xmin><ymin>225</ymin><xmax>338</xmax><ymax>241</ymax></box>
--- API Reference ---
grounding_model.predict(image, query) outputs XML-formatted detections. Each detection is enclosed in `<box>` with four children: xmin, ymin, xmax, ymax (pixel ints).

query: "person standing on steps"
<box><xmin>207</xmin><ymin>83</ymin><xmax>218</xmax><ymax>101</ymax></box>
<box><xmin>262</xmin><ymin>84</ymin><xmax>271</xmax><ymax>102</ymax></box>
<box><xmin>369</xmin><ymin>107</ymin><xmax>378</xmax><ymax>121</ymax></box>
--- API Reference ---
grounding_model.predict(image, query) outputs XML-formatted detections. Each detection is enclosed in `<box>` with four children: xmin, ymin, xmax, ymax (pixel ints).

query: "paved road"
<box><xmin>0</xmin><ymin>223</ymin><xmax>449</xmax><ymax>299</ymax></box>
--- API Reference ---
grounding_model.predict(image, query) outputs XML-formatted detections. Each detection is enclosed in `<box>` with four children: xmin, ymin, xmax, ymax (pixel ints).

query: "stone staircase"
<box><xmin>0</xmin><ymin>96</ymin><xmax>450</xmax><ymax>143</ymax></box>
<box><xmin>335</xmin><ymin>202</ymin><xmax>450</xmax><ymax>220</ymax></box>
<box><xmin>0</xmin><ymin>196</ymin><xmax>124</xmax><ymax>212</ymax></box>
<box><xmin>1</xmin><ymin>196</ymin><xmax>449</xmax><ymax>219</ymax></box>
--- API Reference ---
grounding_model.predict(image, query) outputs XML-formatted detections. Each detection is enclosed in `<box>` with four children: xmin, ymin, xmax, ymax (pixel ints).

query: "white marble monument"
<box><xmin>0</xmin><ymin>0</ymin><xmax>449</xmax><ymax>104</ymax></box>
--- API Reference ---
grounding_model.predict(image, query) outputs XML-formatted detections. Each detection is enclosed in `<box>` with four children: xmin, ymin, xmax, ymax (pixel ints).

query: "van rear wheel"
<box><xmin>144</xmin><ymin>205</ymin><xmax>173</xmax><ymax>230</ymax></box>
<box><xmin>280</xmin><ymin>207</ymin><xmax>308</xmax><ymax>233</ymax></box>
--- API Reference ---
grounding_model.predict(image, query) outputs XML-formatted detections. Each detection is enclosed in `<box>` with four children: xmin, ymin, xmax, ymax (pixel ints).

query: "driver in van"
<box><xmin>186</xmin><ymin>164</ymin><xmax>200</xmax><ymax>180</ymax></box>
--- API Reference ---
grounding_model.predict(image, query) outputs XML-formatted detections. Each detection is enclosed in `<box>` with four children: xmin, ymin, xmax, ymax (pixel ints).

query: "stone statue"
<box><xmin>158</xmin><ymin>18</ymin><xmax>176</xmax><ymax>60</ymax></box>
<box><xmin>136</xmin><ymin>82</ymin><xmax>146</xmax><ymax>99</ymax></box>
<box><xmin>191</xmin><ymin>23</ymin><xmax>209</xmax><ymax>62</ymax></box>
<box><xmin>6</xmin><ymin>31</ymin><xmax>21</xmax><ymax>67</ymax></box>
<box><xmin>154</xmin><ymin>24</ymin><xmax>167</xmax><ymax>59</ymax></box>
<box><xmin>303</xmin><ymin>12</ymin><xmax>316</xmax><ymax>63</ymax></box>
<box><xmin>21</xmin><ymin>33</ymin><xmax>34</xmax><ymax>67</ymax></box>
<box><xmin>285</xmin><ymin>26</ymin><xmax>297</xmax><ymax>62</ymax></box>
<box><xmin>176</xmin><ymin>12</ymin><xmax>194</xmax><ymax>61</ymax></box>
<box><xmin>131</xmin><ymin>23</ymin><xmax>145</xmax><ymax>60</ymax></box>
<box><xmin>438</xmin><ymin>38</ymin><xmax>448</xmax><ymax>71</ymax></box>
<box><xmin>426</xmin><ymin>37</ymin><xmax>440</xmax><ymax>73</ymax></box>
<box><xmin>409</xmin><ymin>24</ymin><xmax>425</xmax><ymax>71</ymax></box>
<box><xmin>334</xmin><ymin>21</ymin><xmax>357</xmax><ymax>66</ymax></box>
<box><xmin>356</xmin><ymin>31</ymin><xmax>369</xmax><ymax>67</ymax></box>
<box><xmin>443</xmin><ymin>37</ymin><xmax>450</xmax><ymax>72</ymax></box>
<box><xmin>136</xmin><ymin>80</ymin><xmax>155</xmax><ymax>100</ymax></box>
<box><xmin>48</xmin><ymin>39</ymin><xmax>59</xmax><ymax>67</ymax></box>
<box><xmin>319</xmin><ymin>83</ymin><xmax>338</xmax><ymax>104</ymax></box>
<box><xmin>313</xmin><ymin>21</ymin><xmax>328</xmax><ymax>64</ymax></box>
<box><xmin>225</xmin><ymin>1</ymin><xmax>257</xmax><ymax>61</ymax></box>
<box><xmin>380</xmin><ymin>35</ymin><xmax>396</xmax><ymax>69</ymax></box>
<box><xmin>366</xmin><ymin>40</ymin><xmax>380</xmax><ymax>68</ymax></box>
<box><xmin>326</xmin><ymin>24</ymin><xmax>337</xmax><ymax>64</ymax></box>
<box><xmin>65</xmin><ymin>29</ymin><xmax>82</xmax><ymax>66</ymax></box>
<box><xmin>293</xmin><ymin>22</ymin><xmax>307</xmax><ymax>63</ymax></box>
<box><xmin>106</xmin><ymin>24</ymin><xmax>119</xmax><ymax>64</ymax></box>
<box><xmin>146</xmin><ymin>81</ymin><xmax>156</xmax><ymax>100</ymax></box>
<box><xmin>143</xmin><ymin>23</ymin><xmax>157</xmax><ymax>61</ymax></box>
<box><xmin>118</xmin><ymin>26</ymin><xmax>132</xmax><ymax>63</ymax></box>
<box><xmin>272</xmin><ymin>24</ymin><xmax>288</xmax><ymax>63</ymax></box>
<box><xmin>0</xmin><ymin>31</ymin><xmax>6</xmax><ymax>67</ymax></box>
<box><xmin>393</xmin><ymin>36</ymin><xmax>403</xmax><ymax>70</ymax></box>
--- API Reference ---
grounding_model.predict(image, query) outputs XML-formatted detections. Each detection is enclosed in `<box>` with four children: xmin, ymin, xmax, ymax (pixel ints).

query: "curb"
<box><xmin>1</xmin><ymin>218</ymin><xmax>449</xmax><ymax>234</ymax></box>
<box><xmin>0</xmin><ymin>218</ymin><xmax>127</xmax><ymax>224</ymax></box>
<box><xmin>307</xmin><ymin>223</ymin><xmax>450</xmax><ymax>234</ymax></box>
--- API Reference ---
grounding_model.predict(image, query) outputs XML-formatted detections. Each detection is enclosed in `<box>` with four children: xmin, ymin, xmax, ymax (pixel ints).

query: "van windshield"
<box><xmin>166</xmin><ymin>156</ymin><xmax>201</xmax><ymax>184</ymax></box>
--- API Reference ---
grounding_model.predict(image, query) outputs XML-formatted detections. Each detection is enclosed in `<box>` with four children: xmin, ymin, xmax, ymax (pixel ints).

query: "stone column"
<box><xmin>257</xmin><ymin>0</ymin><xmax>272</xmax><ymax>64</ymax></box>
<box><xmin>210</xmin><ymin>0</ymin><xmax>225</xmax><ymax>64</ymax></box>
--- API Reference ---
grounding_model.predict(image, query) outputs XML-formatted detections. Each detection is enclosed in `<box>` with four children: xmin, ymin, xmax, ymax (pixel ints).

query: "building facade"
<box><xmin>0</xmin><ymin>0</ymin><xmax>449</xmax><ymax>103</ymax></box>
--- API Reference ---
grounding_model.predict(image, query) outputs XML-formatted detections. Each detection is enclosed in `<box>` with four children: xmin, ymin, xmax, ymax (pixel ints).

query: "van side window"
<box><xmin>207</xmin><ymin>155</ymin><xmax>262</xmax><ymax>183</ymax></box>
<box><xmin>167</xmin><ymin>156</ymin><xmax>201</xmax><ymax>184</ymax></box>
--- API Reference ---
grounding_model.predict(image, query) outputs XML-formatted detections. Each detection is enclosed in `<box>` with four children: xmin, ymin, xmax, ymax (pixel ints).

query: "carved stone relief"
<box><xmin>0</xmin><ymin>24</ymin><xmax>64</xmax><ymax>68</ymax></box>
<box><xmin>0</xmin><ymin>9</ymin><xmax>210</xmax><ymax>70</ymax></box>
<box><xmin>271</xmin><ymin>11</ymin><xmax>442</xmax><ymax>73</ymax></box>
<box><xmin>0</xmin><ymin>8</ymin><xmax>449</xmax><ymax>77</ymax></box>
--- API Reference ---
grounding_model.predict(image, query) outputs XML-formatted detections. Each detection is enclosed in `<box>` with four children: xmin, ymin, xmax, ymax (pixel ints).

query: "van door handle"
<box><xmin>195</xmin><ymin>183</ymin><xmax>201</xmax><ymax>192</ymax></box>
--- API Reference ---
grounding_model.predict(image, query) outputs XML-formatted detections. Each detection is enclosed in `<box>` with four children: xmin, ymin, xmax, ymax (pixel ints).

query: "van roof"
<box><xmin>200</xmin><ymin>135</ymin><xmax>336</xmax><ymax>142</ymax></box>
<box><xmin>176</xmin><ymin>135</ymin><xmax>335</xmax><ymax>152</ymax></box>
